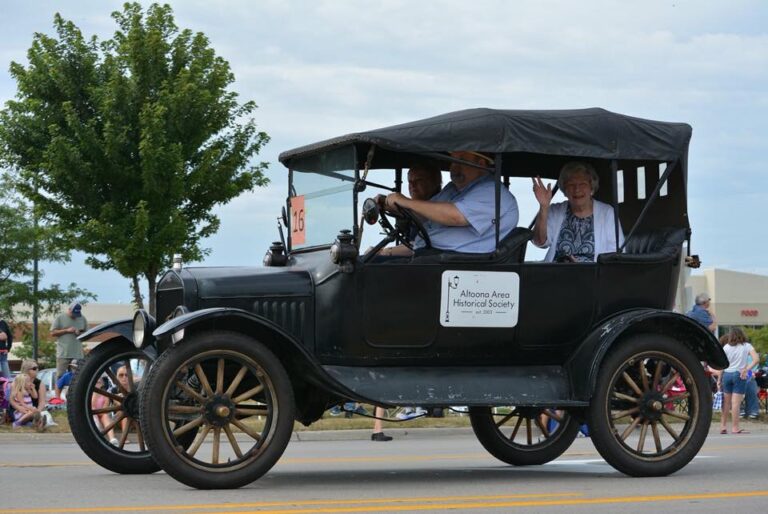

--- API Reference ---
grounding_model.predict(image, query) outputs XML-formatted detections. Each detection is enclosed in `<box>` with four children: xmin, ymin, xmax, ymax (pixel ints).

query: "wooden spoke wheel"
<box><xmin>140</xmin><ymin>331</ymin><xmax>294</xmax><ymax>489</ymax></box>
<box><xmin>588</xmin><ymin>334</ymin><xmax>711</xmax><ymax>476</ymax></box>
<box><xmin>68</xmin><ymin>340</ymin><xmax>158</xmax><ymax>474</ymax></box>
<box><xmin>469</xmin><ymin>406</ymin><xmax>580</xmax><ymax>465</ymax></box>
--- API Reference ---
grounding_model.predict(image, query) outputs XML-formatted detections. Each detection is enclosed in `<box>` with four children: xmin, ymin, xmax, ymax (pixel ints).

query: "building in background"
<box><xmin>680</xmin><ymin>268</ymin><xmax>768</xmax><ymax>336</ymax></box>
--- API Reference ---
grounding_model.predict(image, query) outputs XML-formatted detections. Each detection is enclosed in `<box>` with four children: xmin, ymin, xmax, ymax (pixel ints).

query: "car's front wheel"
<box><xmin>67</xmin><ymin>340</ymin><xmax>158</xmax><ymax>474</ymax></box>
<box><xmin>470</xmin><ymin>406</ymin><xmax>580</xmax><ymax>465</ymax></box>
<box><xmin>140</xmin><ymin>331</ymin><xmax>295</xmax><ymax>489</ymax></box>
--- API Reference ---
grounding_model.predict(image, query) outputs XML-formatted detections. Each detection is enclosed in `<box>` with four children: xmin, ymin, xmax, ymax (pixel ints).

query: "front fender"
<box><xmin>152</xmin><ymin>307</ymin><xmax>362</xmax><ymax>402</ymax></box>
<box><xmin>78</xmin><ymin>318</ymin><xmax>133</xmax><ymax>343</ymax></box>
<box><xmin>565</xmin><ymin>309</ymin><xmax>727</xmax><ymax>402</ymax></box>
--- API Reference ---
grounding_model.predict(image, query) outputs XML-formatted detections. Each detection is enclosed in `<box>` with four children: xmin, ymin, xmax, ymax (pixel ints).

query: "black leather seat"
<box><xmin>598</xmin><ymin>227</ymin><xmax>687</xmax><ymax>263</ymax></box>
<box><xmin>411</xmin><ymin>227</ymin><xmax>533</xmax><ymax>265</ymax></box>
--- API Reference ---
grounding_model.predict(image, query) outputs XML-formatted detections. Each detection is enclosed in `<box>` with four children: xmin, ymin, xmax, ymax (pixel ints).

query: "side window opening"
<box><xmin>617</xmin><ymin>169</ymin><xmax>625</xmax><ymax>203</ymax></box>
<box><xmin>637</xmin><ymin>167</ymin><xmax>646</xmax><ymax>200</ymax></box>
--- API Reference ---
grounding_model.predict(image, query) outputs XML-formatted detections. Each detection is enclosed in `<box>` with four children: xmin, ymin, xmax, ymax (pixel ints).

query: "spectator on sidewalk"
<box><xmin>742</xmin><ymin>352</ymin><xmax>760</xmax><ymax>420</ymax></box>
<box><xmin>53</xmin><ymin>359</ymin><xmax>79</xmax><ymax>403</ymax></box>
<box><xmin>0</xmin><ymin>317</ymin><xmax>12</xmax><ymax>379</ymax></box>
<box><xmin>8</xmin><ymin>374</ymin><xmax>44</xmax><ymax>430</ymax></box>
<box><xmin>371</xmin><ymin>406</ymin><xmax>393</xmax><ymax>442</ymax></box>
<box><xmin>718</xmin><ymin>328</ymin><xmax>759</xmax><ymax>434</ymax></box>
<box><xmin>21</xmin><ymin>359</ymin><xmax>57</xmax><ymax>427</ymax></box>
<box><xmin>686</xmin><ymin>293</ymin><xmax>716</xmax><ymax>334</ymax></box>
<box><xmin>50</xmin><ymin>302</ymin><xmax>88</xmax><ymax>378</ymax></box>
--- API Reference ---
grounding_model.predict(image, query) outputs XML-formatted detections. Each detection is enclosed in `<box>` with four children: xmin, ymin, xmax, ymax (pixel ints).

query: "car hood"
<box><xmin>185</xmin><ymin>267</ymin><xmax>313</xmax><ymax>299</ymax></box>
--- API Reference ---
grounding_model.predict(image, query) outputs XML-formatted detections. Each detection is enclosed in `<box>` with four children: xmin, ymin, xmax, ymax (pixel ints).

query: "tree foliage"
<box><xmin>744</xmin><ymin>326</ymin><xmax>768</xmax><ymax>356</ymax></box>
<box><xmin>0</xmin><ymin>177</ymin><xmax>93</xmax><ymax>320</ymax></box>
<box><xmin>0</xmin><ymin>3</ymin><xmax>269</xmax><ymax>314</ymax></box>
<box><xmin>13</xmin><ymin>323</ymin><xmax>58</xmax><ymax>370</ymax></box>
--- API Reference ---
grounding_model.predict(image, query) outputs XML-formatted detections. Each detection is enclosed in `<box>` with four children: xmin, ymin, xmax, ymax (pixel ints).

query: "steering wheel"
<box><xmin>361</xmin><ymin>197</ymin><xmax>431</xmax><ymax>250</ymax></box>
<box><xmin>392</xmin><ymin>203</ymin><xmax>431</xmax><ymax>250</ymax></box>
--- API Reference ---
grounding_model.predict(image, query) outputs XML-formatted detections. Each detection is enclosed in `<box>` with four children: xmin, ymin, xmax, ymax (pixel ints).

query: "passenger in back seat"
<box><xmin>532</xmin><ymin>161</ymin><xmax>624</xmax><ymax>262</ymax></box>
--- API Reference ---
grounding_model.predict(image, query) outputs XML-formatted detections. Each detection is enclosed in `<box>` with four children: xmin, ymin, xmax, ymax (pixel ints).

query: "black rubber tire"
<box><xmin>587</xmin><ymin>333</ymin><xmax>711</xmax><ymax>477</ymax></box>
<box><xmin>469</xmin><ymin>406</ymin><xmax>580</xmax><ymax>465</ymax></box>
<box><xmin>140</xmin><ymin>331</ymin><xmax>295</xmax><ymax>489</ymax></box>
<box><xmin>67</xmin><ymin>340</ymin><xmax>159</xmax><ymax>474</ymax></box>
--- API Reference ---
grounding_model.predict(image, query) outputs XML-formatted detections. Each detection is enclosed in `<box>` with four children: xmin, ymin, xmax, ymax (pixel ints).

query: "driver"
<box><xmin>377</xmin><ymin>162</ymin><xmax>442</xmax><ymax>257</ymax></box>
<box><xmin>383</xmin><ymin>151</ymin><xmax>518</xmax><ymax>255</ymax></box>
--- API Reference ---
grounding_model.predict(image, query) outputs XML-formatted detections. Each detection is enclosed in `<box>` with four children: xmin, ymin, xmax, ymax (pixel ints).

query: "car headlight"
<box><xmin>132</xmin><ymin>309</ymin><xmax>156</xmax><ymax>349</ymax></box>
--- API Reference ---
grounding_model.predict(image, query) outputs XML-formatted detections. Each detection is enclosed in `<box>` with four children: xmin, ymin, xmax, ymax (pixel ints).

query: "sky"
<box><xmin>1</xmin><ymin>0</ymin><xmax>767</xmax><ymax>304</ymax></box>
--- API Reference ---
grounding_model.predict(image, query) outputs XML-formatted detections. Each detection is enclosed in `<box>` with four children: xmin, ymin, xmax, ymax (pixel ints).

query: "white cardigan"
<box><xmin>537</xmin><ymin>199</ymin><xmax>624</xmax><ymax>262</ymax></box>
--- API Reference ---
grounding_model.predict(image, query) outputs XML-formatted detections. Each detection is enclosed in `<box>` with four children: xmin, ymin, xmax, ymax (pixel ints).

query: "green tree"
<box><xmin>0</xmin><ymin>178</ymin><xmax>92</xmax><ymax>321</ymax></box>
<box><xmin>13</xmin><ymin>323</ymin><xmax>58</xmax><ymax>370</ymax></box>
<box><xmin>0</xmin><ymin>3</ymin><xmax>269</xmax><ymax>315</ymax></box>
<box><xmin>744</xmin><ymin>326</ymin><xmax>768</xmax><ymax>356</ymax></box>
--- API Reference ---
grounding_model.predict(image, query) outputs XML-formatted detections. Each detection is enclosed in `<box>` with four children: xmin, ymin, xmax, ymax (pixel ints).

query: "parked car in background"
<box><xmin>36</xmin><ymin>368</ymin><xmax>58</xmax><ymax>401</ymax></box>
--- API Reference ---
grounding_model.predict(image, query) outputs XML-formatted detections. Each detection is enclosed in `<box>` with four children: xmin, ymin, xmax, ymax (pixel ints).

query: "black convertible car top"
<box><xmin>279</xmin><ymin>107</ymin><xmax>691</xmax><ymax>172</ymax></box>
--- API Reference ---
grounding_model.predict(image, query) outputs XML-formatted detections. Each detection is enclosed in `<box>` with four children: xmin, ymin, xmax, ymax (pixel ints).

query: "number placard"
<box><xmin>290</xmin><ymin>195</ymin><xmax>306</xmax><ymax>245</ymax></box>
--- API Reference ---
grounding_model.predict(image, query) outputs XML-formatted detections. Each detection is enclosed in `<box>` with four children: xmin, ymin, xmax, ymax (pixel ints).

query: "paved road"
<box><xmin>2</xmin><ymin>425</ymin><xmax>768</xmax><ymax>513</ymax></box>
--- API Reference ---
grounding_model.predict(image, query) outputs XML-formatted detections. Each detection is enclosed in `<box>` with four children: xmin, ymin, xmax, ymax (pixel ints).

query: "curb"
<box><xmin>2</xmin><ymin>422</ymin><xmax>766</xmax><ymax>444</ymax></box>
<box><xmin>291</xmin><ymin>427</ymin><xmax>474</xmax><ymax>442</ymax></box>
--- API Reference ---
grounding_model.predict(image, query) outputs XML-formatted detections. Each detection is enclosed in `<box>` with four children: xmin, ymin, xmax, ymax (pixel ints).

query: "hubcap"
<box><xmin>204</xmin><ymin>395</ymin><xmax>236</xmax><ymax>427</ymax></box>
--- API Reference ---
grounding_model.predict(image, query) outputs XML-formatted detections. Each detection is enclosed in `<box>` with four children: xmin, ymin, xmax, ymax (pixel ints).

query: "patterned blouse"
<box><xmin>554</xmin><ymin>205</ymin><xmax>595</xmax><ymax>262</ymax></box>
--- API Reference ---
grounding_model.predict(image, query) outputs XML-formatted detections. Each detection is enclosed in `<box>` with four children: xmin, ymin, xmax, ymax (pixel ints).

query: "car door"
<box><xmin>360</xmin><ymin>260</ymin><xmax>524</xmax><ymax>365</ymax></box>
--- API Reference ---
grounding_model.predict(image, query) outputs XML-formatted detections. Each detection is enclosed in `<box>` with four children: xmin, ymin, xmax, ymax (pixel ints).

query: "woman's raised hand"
<box><xmin>532</xmin><ymin>176</ymin><xmax>553</xmax><ymax>208</ymax></box>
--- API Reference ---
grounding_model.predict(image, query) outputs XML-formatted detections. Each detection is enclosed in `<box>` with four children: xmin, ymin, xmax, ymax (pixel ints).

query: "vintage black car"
<box><xmin>69</xmin><ymin>108</ymin><xmax>728</xmax><ymax>489</ymax></box>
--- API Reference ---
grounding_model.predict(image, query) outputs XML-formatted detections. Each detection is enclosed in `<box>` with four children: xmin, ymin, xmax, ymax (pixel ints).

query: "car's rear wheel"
<box><xmin>140</xmin><ymin>331</ymin><xmax>295</xmax><ymax>489</ymax></box>
<box><xmin>588</xmin><ymin>333</ymin><xmax>711</xmax><ymax>476</ymax></box>
<box><xmin>68</xmin><ymin>340</ymin><xmax>158</xmax><ymax>474</ymax></box>
<box><xmin>469</xmin><ymin>406</ymin><xmax>580</xmax><ymax>465</ymax></box>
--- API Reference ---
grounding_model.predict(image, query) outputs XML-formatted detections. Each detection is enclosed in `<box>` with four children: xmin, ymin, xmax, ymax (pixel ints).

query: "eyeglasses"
<box><xmin>29</xmin><ymin>367</ymin><xmax>38</xmax><ymax>371</ymax></box>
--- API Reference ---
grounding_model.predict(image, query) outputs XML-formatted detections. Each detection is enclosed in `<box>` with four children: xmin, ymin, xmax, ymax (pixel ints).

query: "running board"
<box><xmin>321</xmin><ymin>365</ymin><xmax>588</xmax><ymax>407</ymax></box>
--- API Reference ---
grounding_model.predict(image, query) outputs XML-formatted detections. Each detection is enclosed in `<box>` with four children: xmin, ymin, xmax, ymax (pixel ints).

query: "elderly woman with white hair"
<box><xmin>532</xmin><ymin>161</ymin><xmax>624</xmax><ymax>262</ymax></box>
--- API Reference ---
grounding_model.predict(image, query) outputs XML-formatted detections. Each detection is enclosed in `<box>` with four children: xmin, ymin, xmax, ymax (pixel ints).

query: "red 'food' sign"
<box><xmin>290</xmin><ymin>195</ymin><xmax>306</xmax><ymax>245</ymax></box>
<box><xmin>740</xmin><ymin>309</ymin><xmax>759</xmax><ymax>317</ymax></box>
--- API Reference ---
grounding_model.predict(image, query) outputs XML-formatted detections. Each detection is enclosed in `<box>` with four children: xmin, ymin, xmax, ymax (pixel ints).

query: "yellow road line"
<box><xmin>197</xmin><ymin>491</ymin><xmax>768</xmax><ymax>514</ymax></box>
<box><xmin>0</xmin><ymin>463</ymin><xmax>95</xmax><ymax>468</ymax></box>
<box><xmin>0</xmin><ymin>493</ymin><xmax>581</xmax><ymax>513</ymax></box>
<box><xmin>6</xmin><ymin>490</ymin><xmax>767</xmax><ymax>514</ymax></box>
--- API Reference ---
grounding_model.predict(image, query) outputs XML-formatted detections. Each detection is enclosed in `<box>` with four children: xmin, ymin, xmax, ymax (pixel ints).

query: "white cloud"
<box><xmin>1</xmin><ymin>0</ymin><xmax>766</xmax><ymax>300</ymax></box>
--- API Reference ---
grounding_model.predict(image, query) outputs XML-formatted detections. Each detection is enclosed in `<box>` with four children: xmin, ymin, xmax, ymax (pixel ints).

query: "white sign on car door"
<box><xmin>439</xmin><ymin>270</ymin><xmax>520</xmax><ymax>328</ymax></box>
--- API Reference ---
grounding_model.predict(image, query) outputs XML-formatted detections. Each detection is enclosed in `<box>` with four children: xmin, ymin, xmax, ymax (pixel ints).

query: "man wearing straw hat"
<box><xmin>382</xmin><ymin>151</ymin><xmax>519</xmax><ymax>257</ymax></box>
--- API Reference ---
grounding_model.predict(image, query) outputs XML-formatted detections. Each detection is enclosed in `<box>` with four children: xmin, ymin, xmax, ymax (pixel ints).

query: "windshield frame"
<box><xmin>286</xmin><ymin>148</ymin><xmax>361</xmax><ymax>253</ymax></box>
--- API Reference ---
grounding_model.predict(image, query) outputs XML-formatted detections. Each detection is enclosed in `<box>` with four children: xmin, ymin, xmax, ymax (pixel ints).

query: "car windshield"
<box><xmin>290</xmin><ymin>168</ymin><xmax>355</xmax><ymax>249</ymax></box>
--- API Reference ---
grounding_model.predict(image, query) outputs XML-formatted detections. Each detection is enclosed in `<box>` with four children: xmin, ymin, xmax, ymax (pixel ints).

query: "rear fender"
<box><xmin>565</xmin><ymin>309</ymin><xmax>727</xmax><ymax>401</ymax></box>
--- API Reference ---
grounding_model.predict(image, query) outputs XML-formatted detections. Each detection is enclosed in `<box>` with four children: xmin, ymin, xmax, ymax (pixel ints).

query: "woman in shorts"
<box><xmin>719</xmin><ymin>328</ymin><xmax>759</xmax><ymax>434</ymax></box>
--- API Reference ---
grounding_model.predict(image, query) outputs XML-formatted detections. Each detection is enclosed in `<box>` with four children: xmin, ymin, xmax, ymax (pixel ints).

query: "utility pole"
<box><xmin>32</xmin><ymin>193</ymin><xmax>39</xmax><ymax>360</ymax></box>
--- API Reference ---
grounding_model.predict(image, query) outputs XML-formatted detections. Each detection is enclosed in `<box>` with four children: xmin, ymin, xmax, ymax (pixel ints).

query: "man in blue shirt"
<box><xmin>686</xmin><ymin>292</ymin><xmax>717</xmax><ymax>334</ymax></box>
<box><xmin>382</xmin><ymin>151</ymin><xmax>519</xmax><ymax>256</ymax></box>
<box><xmin>52</xmin><ymin>359</ymin><xmax>79</xmax><ymax>403</ymax></box>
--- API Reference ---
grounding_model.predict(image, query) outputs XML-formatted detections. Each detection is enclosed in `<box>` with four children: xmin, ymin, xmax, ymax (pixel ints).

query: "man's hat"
<box><xmin>69</xmin><ymin>302</ymin><xmax>82</xmax><ymax>317</ymax></box>
<box><xmin>69</xmin><ymin>359</ymin><xmax>79</xmax><ymax>368</ymax></box>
